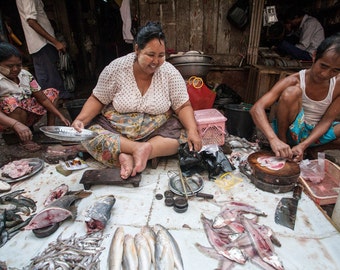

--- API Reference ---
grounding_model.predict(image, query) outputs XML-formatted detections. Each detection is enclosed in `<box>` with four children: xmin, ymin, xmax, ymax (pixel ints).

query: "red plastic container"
<box><xmin>194</xmin><ymin>109</ymin><xmax>227</xmax><ymax>146</ymax></box>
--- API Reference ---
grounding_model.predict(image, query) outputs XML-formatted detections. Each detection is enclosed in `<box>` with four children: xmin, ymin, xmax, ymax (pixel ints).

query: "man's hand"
<box><xmin>269</xmin><ymin>137</ymin><xmax>294</xmax><ymax>159</ymax></box>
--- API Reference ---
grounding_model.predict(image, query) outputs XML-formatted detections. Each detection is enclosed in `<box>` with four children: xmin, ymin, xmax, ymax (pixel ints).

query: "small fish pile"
<box><xmin>0</xmin><ymin>189</ymin><xmax>36</xmax><ymax>247</ymax></box>
<box><xmin>197</xmin><ymin>201</ymin><xmax>284</xmax><ymax>270</ymax></box>
<box><xmin>85</xmin><ymin>195</ymin><xmax>116</xmax><ymax>233</ymax></box>
<box><xmin>26</xmin><ymin>232</ymin><xmax>104</xmax><ymax>269</ymax></box>
<box><xmin>108</xmin><ymin>224</ymin><xmax>184</xmax><ymax>270</ymax></box>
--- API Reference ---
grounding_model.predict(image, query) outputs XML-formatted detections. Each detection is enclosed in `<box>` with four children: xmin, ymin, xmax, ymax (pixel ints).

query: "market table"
<box><xmin>1</xmin><ymin>156</ymin><xmax>340</xmax><ymax>270</ymax></box>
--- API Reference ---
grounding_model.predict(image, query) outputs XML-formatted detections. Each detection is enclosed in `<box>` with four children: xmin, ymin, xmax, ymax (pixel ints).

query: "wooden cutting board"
<box><xmin>247</xmin><ymin>151</ymin><xmax>300</xmax><ymax>185</ymax></box>
<box><xmin>79</xmin><ymin>168</ymin><xmax>141</xmax><ymax>190</ymax></box>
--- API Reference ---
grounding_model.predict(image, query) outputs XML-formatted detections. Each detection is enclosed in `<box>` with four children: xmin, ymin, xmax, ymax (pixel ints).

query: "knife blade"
<box><xmin>274</xmin><ymin>184</ymin><xmax>303</xmax><ymax>230</ymax></box>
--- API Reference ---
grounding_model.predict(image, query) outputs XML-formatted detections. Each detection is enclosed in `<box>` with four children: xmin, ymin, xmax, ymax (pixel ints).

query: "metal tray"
<box><xmin>0</xmin><ymin>158</ymin><xmax>44</xmax><ymax>183</ymax></box>
<box><xmin>40</xmin><ymin>126</ymin><xmax>97</xmax><ymax>142</ymax></box>
<box><xmin>168</xmin><ymin>171</ymin><xmax>204</xmax><ymax>196</ymax></box>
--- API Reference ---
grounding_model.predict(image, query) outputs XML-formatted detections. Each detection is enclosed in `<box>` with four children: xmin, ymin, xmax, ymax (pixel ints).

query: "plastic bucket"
<box><xmin>65</xmin><ymin>99</ymin><xmax>86</xmax><ymax>121</ymax></box>
<box><xmin>225</xmin><ymin>103</ymin><xmax>255</xmax><ymax>141</ymax></box>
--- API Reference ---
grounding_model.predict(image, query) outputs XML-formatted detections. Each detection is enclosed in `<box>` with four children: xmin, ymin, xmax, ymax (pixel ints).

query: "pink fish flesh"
<box><xmin>257</xmin><ymin>156</ymin><xmax>286</xmax><ymax>171</ymax></box>
<box><xmin>25</xmin><ymin>207</ymin><xmax>72</xmax><ymax>230</ymax></box>
<box><xmin>44</xmin><ymin>184</ymin><xmax>69</xmax><ymax>206</ymax></box>
<box><xmin>201</xmin><ymin>214</ymin><xmax>246</xmax><ymax>264</ymax></box>
<box><xmin>241</xmin><ymin>216</ymin><xmax>284</xmax><ymax>270</ymax></box>
<box><xmin>1</xmin><ymin>160</ymin><xmax>32</xmax><ymax>179</ymax></box>
<box><xmin>25</xmin><ymin>191</ymin><xmax>91</xmax><ymax>230</ymax></box>
<box><xmin>85</xmin><ymin>195</ymin><xmax>115</xmax><ymax>233</ymax></box>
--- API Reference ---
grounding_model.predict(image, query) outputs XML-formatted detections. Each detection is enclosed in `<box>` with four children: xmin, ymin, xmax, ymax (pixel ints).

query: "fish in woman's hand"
<box><xmin>85</xmin><ymin>194</ymin><xmax>115</xmax><ymax>233</ymax></box>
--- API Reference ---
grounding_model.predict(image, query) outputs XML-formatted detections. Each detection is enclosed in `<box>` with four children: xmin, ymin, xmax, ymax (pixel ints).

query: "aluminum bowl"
<box><xmin>173</xmin><ymin>62</ymin><xmax>212</xmax><ymax>79</ymax></box>
<box><xmin>40</xmin><ymin>126</ymin><xmax>97</xmax><ymax>142</ymax></box>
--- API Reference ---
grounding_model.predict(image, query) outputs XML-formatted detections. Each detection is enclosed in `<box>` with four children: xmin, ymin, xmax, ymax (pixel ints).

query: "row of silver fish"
<box><xmin>108</xmin><ymin>224</ymin><xmax>184</xmax><ymax>270</ymax></box>
<box><xmin>25</xmin><ymin>232</ymin><xmax>104</xmax><ymax>270</ymax></box>
<box><xmin>198</xmin><ymin>201</ymin><xmax>284</xmax><ymax>270</ymax></box>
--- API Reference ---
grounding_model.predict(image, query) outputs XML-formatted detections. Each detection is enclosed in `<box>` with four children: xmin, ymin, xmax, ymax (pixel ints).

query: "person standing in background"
<box><xmin>15</xmin><ymin>0</ymin><xmax>73</xmax><ymax>102</ymax></box>
<box><xmin>277</xmin><ymin>8</ymin><xmax>324</xmax><ymax>61</ymax></box>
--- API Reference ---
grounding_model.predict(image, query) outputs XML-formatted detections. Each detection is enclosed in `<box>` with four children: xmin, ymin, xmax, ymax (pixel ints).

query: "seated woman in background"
<box><xmin>0</xmin><ymin>42</ymin><xmax>70</xmax><ymax>151</ymax></box>
<box><xmin>250</xmin><ymin>33</ymin><xmax>340</xmax><ymax>162</ymax></box>
<box><xmin>71</xmin><ymin>21</ymin><xmax>202</xmax><ymax>179</ymax></box>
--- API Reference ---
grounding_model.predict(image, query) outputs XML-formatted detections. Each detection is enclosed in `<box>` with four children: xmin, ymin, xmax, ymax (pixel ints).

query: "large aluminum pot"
<box><xmin>167</xmin><ymin>51</ymin><xmax>213</xmax><ymax>65</ymax></box>
<box><xmin>172</xmin><ymin>62</ymin><xmax>212</xmax><ymax>79</ymax></box>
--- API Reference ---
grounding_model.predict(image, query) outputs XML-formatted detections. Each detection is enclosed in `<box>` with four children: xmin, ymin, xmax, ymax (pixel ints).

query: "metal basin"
<box><xmin>172</xmin><ymin>62</ymin><xmax>212</xmax><ymax>79</ymax></box>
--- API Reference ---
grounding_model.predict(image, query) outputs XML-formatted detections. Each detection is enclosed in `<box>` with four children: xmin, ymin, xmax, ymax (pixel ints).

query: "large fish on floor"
<box><xmin>84</xmin><ymin>194</ymin><xmax>116</xmax><ymax>233</ymax></box>
<box><xmin>25</xmin><ymin>190</ymin><xmax>91</xmax><ymax>230</ymax></box>
<box><xmin>108</xmin><ymin>226</ymin><xmax>125</xmax><ymax>270</ymax></box>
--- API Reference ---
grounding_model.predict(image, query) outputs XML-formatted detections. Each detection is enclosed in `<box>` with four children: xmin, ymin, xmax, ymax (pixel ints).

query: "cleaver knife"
<box><xmin>274</xmin><ymin>184</ymin><xmax>303</xmax><ymax>230</ymax></box>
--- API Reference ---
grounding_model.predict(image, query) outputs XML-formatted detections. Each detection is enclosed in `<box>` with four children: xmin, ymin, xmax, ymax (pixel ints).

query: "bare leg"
<box><xmin>148</xmin><ymin>136</ymin><xmax>179</xmax><ymax>158</ymax></box>
<box><xmin>47</xmin><ymin>98</ymin><xmax>59</xmax><ymax>126</ymax></box>
<box><xmin>276</xmin><ymin>86</ymin><xmax>301</xmax><ymax>142</ymax></box>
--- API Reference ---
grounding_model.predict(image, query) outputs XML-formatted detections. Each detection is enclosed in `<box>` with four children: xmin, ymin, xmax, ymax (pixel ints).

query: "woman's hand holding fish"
<box><xmin>71</xmin><ymin>119</ymin><xmax>84</xmax><ymax>132</ymax></box>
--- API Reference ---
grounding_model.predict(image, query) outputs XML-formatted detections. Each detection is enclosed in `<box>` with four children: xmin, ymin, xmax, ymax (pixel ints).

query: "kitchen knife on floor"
<box><xmin>274</xmin><ymin>184</ymin><xmax>303</xmax><ymax>230</ymax></box>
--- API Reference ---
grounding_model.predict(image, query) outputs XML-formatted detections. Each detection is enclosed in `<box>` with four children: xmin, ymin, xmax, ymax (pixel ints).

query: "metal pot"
<box><xmin>172</xmin><ymin>62</ymin><xmax>212</xmax><ymax>79</ymax></box>
<box><xmin>167</xmin><ymin>51</ymin><xmax>213</xmax><ymax>65</ymax></box>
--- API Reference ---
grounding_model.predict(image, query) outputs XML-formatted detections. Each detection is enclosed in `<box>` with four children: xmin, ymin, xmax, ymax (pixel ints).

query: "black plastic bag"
<box><xmin>199</xmin><ymin>145</ymin><xmax>235</xmax><ymax>179</ymax></box>
<box><xmin>178</xmin><ymin>143</ymin><xmax>206</xmax><ymax>177</ymax></box>
<box><xmin>178</xmin><ymin>143</ymin><xmax>235</xmax><ymax>179</ymax></box>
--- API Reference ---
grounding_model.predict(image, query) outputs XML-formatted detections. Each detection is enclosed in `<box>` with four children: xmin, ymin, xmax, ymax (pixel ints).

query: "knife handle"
<box><xmin>196</xmin><ymin>192</ymin><xmax>214</xmax><ymax>199</ymax></box>
<box><xmin>293</xmin><ymin>185</ymin><xmax>303</xmax><ymax>200</ymax></box>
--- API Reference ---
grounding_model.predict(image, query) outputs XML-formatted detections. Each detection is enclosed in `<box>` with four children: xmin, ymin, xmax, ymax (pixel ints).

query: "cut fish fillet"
<box><xmin>257</xmin><ymin>156</ymin><xmax>286</xmax><ymax>171</ymax></box>
<box><xmin>25</xmin><ymin>207</ymin><xmax>73</xmax><ymax>230</ymax></box>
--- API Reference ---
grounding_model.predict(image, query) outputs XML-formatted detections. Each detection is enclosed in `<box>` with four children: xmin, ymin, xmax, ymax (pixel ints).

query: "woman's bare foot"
<box><xmin>119</xmin><ymin>153</ymin><xmax>134</xmax><ymax>179</ymax></box>
<box><xmin>131</xmin><ymin>142</ymin><xmax>152</xmax><ymax>176</ymax></box>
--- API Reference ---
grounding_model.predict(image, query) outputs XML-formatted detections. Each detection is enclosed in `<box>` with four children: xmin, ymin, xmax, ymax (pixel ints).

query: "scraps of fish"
<box><xmin>108</xmin><ymin>224</ymin><xmax>184</xmax><ymax>270</ymax></box>
<box><xmin>197</xmin><ymin>201</ymin><xmax>284</xmax><ymax>270</ymax></box>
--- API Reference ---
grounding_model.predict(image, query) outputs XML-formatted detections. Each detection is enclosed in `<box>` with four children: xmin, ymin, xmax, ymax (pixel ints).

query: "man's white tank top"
<box><xmin>300</xmin><ymin>69</ymin><xmax>336</xmax><ymax>125</ymax></box>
